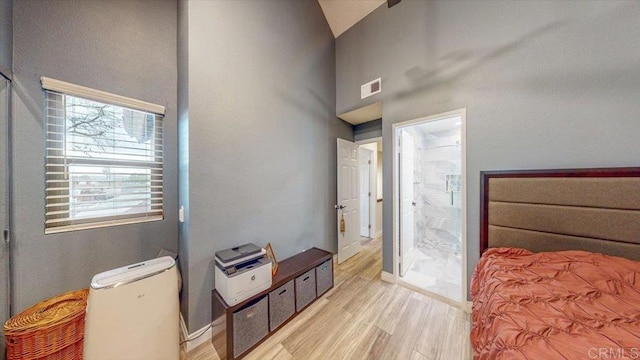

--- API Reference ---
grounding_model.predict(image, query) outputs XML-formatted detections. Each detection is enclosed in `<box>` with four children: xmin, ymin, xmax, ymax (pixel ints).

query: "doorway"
<box><xmin>393</xmin><ymin>109</ymin><xmax>466</xmax><ymax>305</ymax></box>
<box><xmin>359</xmin><ymin>147</ymin><xmax>372</xmax><ymax>238</ymax></box>
<box><xmin>336</xmin><ymin>136</ymin><xmax>383</xmax><ymax>264</ymax></box>
<box><xmin>357</xmin><ymin>139</ymin><xmax>382</xmax><ymax>242</ymax></box>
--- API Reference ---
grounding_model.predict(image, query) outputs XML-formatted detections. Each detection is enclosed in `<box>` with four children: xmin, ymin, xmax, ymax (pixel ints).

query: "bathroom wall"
<box><xmin>411</xmin><ymin>126</ymin><xmax>462</xmax><ymax>255</ymax></box>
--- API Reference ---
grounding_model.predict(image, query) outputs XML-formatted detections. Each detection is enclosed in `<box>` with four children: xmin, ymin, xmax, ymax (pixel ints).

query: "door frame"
<box><xmin>356</xmin><ymin>137</ymin><xmax>380</xmax><ymax>240</ymax></box>
<box><xmin>358</xmin><ymin>147</ymin><xmax>373</xmax><ymax>238</ymax></box>
<box><xmin>399</xmin><ymin>128</ymin><xmax>415</xmax><ymax>276</ymax></box>
<box><xmin>391</xmin><ymin>108</ymin><xmax>467</xmax><ymax>307</ymax></box>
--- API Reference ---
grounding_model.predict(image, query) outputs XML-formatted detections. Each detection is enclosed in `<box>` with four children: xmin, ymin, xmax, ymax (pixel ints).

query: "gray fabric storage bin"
<box><xmin>295</xmin><ymin>269</ymin><xmax>316</xmax><ymax>311</ymax></box>
<box><xmin>315</xmin><ymin>259</ymin><xmax>333</xmax><ymax>296</ymax></box>
<box><xmin>233</xmin><ymin>296</ymin><xmax>268</xmax><ymax>358</ymax></box>
<box><xmin>269</xmin><ymin>280</ymin><xmax>295</xmax><ymax>331</ymax></box>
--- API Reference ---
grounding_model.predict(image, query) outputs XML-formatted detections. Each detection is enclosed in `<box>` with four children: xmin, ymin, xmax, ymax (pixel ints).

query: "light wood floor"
<box><xmin>183</xmin><ymin>237</ymin><xmax>471</xmax><ymax>360</ymax></box>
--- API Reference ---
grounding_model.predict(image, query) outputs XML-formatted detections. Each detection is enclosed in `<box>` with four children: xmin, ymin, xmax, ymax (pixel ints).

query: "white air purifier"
<box><xmin>84</xmin><ymin>256</ymin><xmax>180</xmax><ymax>360</ymax></box>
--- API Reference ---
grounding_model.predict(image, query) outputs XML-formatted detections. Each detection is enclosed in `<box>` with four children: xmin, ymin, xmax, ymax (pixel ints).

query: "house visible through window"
<box><xmin>43</xmin><ymin>78</ymin><xmax>164</xmax><ymax>233</ymax></box>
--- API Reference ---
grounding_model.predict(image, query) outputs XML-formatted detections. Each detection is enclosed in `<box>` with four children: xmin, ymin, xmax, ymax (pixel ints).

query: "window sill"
<box><xmin>45</xmin><ymin>215</ymin><xmax>164</xmax><ymax>235</ymax></box>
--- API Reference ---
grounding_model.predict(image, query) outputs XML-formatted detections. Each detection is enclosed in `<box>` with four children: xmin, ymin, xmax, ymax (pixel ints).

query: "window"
<box><xmin>43</xmin><ymin>78</ymin><xmax>165</xmax><ymax>233</ymax></box>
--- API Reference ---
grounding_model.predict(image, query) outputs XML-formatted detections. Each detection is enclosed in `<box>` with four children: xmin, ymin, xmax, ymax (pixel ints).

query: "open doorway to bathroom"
<box><xmin>393</xmin><ymin>109</ymin><xmax>466</xmax><ymax>305</ymax></box>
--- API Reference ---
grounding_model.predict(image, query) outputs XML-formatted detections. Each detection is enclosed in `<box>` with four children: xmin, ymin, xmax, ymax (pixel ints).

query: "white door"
<box><xmin>337</xmin><ymin>138</ymin><xmax>361</xmax><ymax>264</ymax></box>
<box><xmin>359</xmin><ymin>148</ymin><xmax>372</xmax><ymax>238</ymax></box>
<box><xmin>400</xmin><ymin>129</ymin><xmax>415</xmax><ymax>276</ymax></box>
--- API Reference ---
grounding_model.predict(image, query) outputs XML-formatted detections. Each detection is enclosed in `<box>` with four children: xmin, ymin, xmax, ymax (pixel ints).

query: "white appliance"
<box><xmin>215</xmin><ymin>244</ymin><xmax>272</xmax><ymax>306</ymax></box>
<box><xmin>84</xmin><ymin>256</ymin><xmax>179</xmax><ymax>360</ymax></box>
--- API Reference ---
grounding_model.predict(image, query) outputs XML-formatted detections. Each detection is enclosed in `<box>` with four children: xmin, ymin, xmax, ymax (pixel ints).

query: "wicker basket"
<box><xmin>3</xmin><ymin>289</ymin><xmax>89</xmax><ymax>360</ymax></box>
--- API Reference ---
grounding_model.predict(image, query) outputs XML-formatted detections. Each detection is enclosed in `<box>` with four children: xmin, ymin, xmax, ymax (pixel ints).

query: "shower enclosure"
<box><xmin>414</xmin><ymin>124</ymin><xmax>462</xmax><ymax>254</ymax></box>
<box><xmin>398</xmin><ymin>113</ymin><xmax>464</xmax><ymax>303</ymax></box>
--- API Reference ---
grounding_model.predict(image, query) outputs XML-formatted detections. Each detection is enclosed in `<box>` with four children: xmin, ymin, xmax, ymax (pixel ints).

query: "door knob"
<box><xmin>334</xmin><ymin>205</ymin><xmax>346</xmax><ymax>210</ymax></box>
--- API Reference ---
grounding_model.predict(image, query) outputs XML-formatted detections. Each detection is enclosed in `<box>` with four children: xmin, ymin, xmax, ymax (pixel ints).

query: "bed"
<box><xmin>471</xmin><ymin>167</ymin><xmax>640</xmax><ymax>359</ymax></box>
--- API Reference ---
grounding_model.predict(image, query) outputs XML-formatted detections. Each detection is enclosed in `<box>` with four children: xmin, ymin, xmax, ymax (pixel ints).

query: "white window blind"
<box><xmin>43</xmin><ymin>80</ymin><xmax>164</xmax><ymax>234</ymax></box>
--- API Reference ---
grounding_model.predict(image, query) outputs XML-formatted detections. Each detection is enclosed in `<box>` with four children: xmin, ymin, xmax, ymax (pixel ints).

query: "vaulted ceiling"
<box><xmin>318</xmin><ymin>0</ymin><xmax>386</xmax><ymax>38</ymax></box>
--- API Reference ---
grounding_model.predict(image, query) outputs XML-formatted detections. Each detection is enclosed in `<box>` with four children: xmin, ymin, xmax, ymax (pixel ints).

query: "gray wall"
<box><xmin>12</xmin><ymin>0</ymin><xmax>178</xmax><ymax>313</ymax></box>
<box><xmin>177</xmin><ymin>0</ymin><xmax>190</xmax><ymax>324</ymax></box>
<box><xmin>0</xmin><ymin>74</ymin><xmax>9</xmax><ymax>360</ymax></box>
<box><xmin>353</xmin><ymin>119</ymin><xmax>382</xmax><ymax>142</ymax></box>
<box><xmin>180</xmin><ymin>0</ymin><xmax>352</xmax><ymax>332</ymax></box>
<box><xmin>1</xmin><ymin>3</ymin><xmax>11</xmax><ymax>355</ymax></box>
<box><xmin>0</xmin><ymin>0</ymin><xmax>11</xmax><ymax>78</ymax></box>
<box><xmin>337</xmin><ymin>1</ymin><xmax>640</xmax><ymax>293</ymax></box>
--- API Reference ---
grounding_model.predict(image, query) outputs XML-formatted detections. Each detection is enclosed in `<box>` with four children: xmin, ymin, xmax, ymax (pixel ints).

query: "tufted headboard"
<box><xmin>480</xmin><ymin>167</ymin><xmax>640</xmax><ymax>261</ymax></box>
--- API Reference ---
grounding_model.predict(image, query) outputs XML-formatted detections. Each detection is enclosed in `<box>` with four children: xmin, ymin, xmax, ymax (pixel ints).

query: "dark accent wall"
<box><xmin>179</xmin><ymin>1</ymin><xmax>352</xmax><ymax>332</ymax></box>
<box><xmin>337</xmin><ymin>0</ymin><xmax>640</xmax><ymax>295</ymax></box>
<box><xmin>0</xmin><ymin>0</ymin><xmax>11</xmax><ymax>78</ymax></box>
<box><xmin>354</xmin><ymin>119</ymin><xmax>382</xmax><ymax>141</ymax></box>
<box><xmin>11</xmin><ymin>0</ymin><xmax>178</xmax><ymax>313</ymax></box>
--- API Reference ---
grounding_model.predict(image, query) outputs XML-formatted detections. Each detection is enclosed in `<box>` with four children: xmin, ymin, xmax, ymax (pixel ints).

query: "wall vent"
<box><xmin>361</xmin><ymin>78</ymin><xmax>381</xmax><ymax>99</ymax></box>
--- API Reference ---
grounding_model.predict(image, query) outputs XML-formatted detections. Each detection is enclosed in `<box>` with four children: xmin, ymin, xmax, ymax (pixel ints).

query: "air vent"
<box><xmin>361</xmin><ymin>78</ymin><xmax>381</xmax><ymax>99</ymax></box>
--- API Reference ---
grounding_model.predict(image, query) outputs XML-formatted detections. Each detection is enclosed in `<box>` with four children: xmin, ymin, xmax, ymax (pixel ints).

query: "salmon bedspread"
<box><xmin>471</xmin><ymin>247</ymin><xmax>640</xmax><ymax>359</ymax></box>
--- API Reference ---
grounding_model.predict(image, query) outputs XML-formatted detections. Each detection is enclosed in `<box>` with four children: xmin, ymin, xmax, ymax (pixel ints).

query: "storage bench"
<box><xmin>212</xmin><ymin>247</ymin><xmax>333</xmax><ymax>360</ymax></box>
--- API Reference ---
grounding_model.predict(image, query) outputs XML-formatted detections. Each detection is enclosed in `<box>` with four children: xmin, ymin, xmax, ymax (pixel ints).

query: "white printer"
<box><xmin>214</xmin><ymin>243</ymin><xmax>272</xmax><ymax>306</ymax></box>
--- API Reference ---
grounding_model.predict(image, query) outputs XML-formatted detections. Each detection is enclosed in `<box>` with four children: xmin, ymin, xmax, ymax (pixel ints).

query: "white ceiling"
<box><xmin>338</xmin><ymin>101</ymin><xmax>382</xmax><ymax>125</ymax></box>
<box><xmin>318</xmin><ymin>0</ymin><xmax>386</xmax><ymax>38</ymax></box>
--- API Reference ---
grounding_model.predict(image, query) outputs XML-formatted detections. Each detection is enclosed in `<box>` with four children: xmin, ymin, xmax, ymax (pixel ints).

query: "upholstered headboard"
<box><xmin>480</xmin><ymin>167</ymin><xmax>640</xmax><ymax>261</ymax></box>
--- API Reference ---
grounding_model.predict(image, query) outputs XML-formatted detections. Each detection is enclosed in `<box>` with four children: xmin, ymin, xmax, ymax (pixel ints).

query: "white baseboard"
<box><xmin>381</xmin><ymin>271</ymin><xmax>396</xmax><ymax>283</ymax></box>
<box><xmin>465</xmin><ymin>301</ymin><xmax>473</xmax><ymax>313</ymax></box>
<box><xmin>179</xmin><ymin>313</ymin><xmax>188</xmax><ymax>343</ymax></box>
<box><xmin>180</xmin><ymin>313</ymin><xmax>213</xmax><ymax>353</ymax></box>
